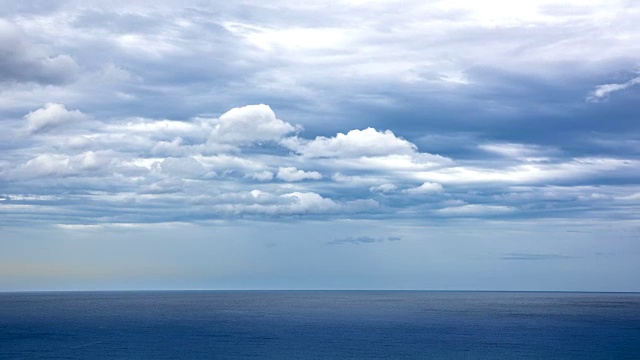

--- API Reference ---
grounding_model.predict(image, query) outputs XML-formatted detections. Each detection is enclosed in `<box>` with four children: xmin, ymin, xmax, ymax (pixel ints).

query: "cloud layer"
<box><xmin>1</xmin><ymin>101</ymin><xmax>639</xmax><ymax>226</ymax></box>
<box><xmin>0</xmin><ymin>1</ymin><xmax>638</xmax><ymax>228</ymax></box>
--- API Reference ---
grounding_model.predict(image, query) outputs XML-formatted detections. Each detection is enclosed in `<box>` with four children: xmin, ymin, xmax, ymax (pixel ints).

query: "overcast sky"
<box><xmin>1</xmin><ymin>0</ymin><xmax>639</xmax><ymax>291</ymax></box>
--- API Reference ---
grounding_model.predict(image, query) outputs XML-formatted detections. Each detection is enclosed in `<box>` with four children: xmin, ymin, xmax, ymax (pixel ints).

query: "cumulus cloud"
<box><xmin>210</xmin><ymin>191</ymin><xmax>378</xmax><ymax>216</ymax></box>
<box><xmin>153</xmin><ymin>157</ymin><xmax>207</xmax><ymax>178</ymax></box>
<box><xmin>11</xmin><ymin>151</ymin><xmax>110</xmax><ymax>178</ymax></box>
<box><xmin>280</xmin><ymin>192</ymin><xmax>338</xmax><ymax>213</ymax></box>
<box><xmin>286</xmin><ymin>128</ymin><xmax>416</xmax><ymax>158</ymax></box>
<box><xmin>24</xmin><ymin>103</ymin><xmax>88</xmax><ymax>134</ymax></box>
<box><xmin>209</xmin><ymin>104</ymin><xmax>298</xmax><ymax>145</ymax></box>
<box><xmin>587</xmin><ymin>76</ymin><xmax>640</xmax><ymax>102</ymax></box>
<box><xmin>151</xmin><ymin>138</ymin><xmax>187</xmax><ymax>156</ymax></box>
<box><xmin>2</xmin><ymin>102</ymin><xmax>638</xmax><ymax>224</ymax></box>
<box><xmin>16</xmin><ymin>154</ymin><xmax>71</xmax><ymax>177</ymax></box>
<box><xmin>276</xmin><ymin>167</ymin><xmax>322</xmax><ymax>182</ymax></box>
<box><xmin>0</xmin><ymin>19</ymin><xmax>79</xmax><ymax>85</ymax></box>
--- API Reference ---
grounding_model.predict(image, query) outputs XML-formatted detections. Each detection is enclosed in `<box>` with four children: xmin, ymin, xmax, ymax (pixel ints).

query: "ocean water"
<box><xmin>1</xmin><ymin>291</ymin><xmax>639</xmax><ymax>359</ymax></box>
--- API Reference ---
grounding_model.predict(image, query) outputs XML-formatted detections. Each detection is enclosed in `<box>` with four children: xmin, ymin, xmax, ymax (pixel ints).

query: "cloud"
<box><xmin>587</xmin><ymin>76</ymin><xmax>640</xmax><ymax>102</ymax></box>
<box><xmin>15</xmin><ymin>154</ymin><xmax>71</xmax><ymax>177</ymax></box>
<box><xmin>285</xmin><ymin>128</ymin><xmax>416</xmax><ymax>158</ymax></box>
<box><xmin>211</xmin><ymin>191</ymin><xmax>379</xmax><ymax>216</ymax></box>
<box><xmin>247</xmin><ymin>170</ymin><xmax>274</xmax><ymax>181</ymax></box>
<box><xmin>501</xmin><ymin>253</ymin><xmax>574</xmax><ymax>261</ymax></box>
<box><xmin>436</xmin><ymin>204</ymin><xmax>515</xmax><ymax>216</ymax></box>
<box><xmin>403</xmin><ymin>182</ymin><xmax>443</xmax><ymax>195</ymax></box>
<box><xmin>369</xmin><ymin>183</ymin><xmax>397</xmax><ymax>193</ymax></box>
<box><xmin>281</xmin><ymin>192</ymin><xmax>338</xmax><ymax>213</ymax></box>
<box><xmin>10</xmin><ymin>151</ymin><xmax>111</xmax><ymax>179</ymax></box>
<box><xmin>154</xmin><ymin>157</ymin><xmax>207</xmax><ymax>178</ymax></box>
<box><xmin>414</xmin><ymin>158</ymin><xmax>639</xmax><ymax>185</ymax></box>
<box><xmin>2</xmin><ymin>101</ymin><xmax>640</xmax><ymax>225</ymax></box>
<box><xmin>615</xmin><ymin>193</ymin><xmax>640</xmax><ymax>202</ymax></box>
<box><xmin>141</xmin><ymin>178</ymin><xmax>185</xmax><ymax>194</ymax></box>
<box><xmin>209</xmin><ymin>104</ymin><xmax>298</xmax><ymax>145</ymax></box>
<box><xmin>110</xmin><ymin>119</ymin><xmax>202</xmax><ymax>140</ymax></box>
<box><xmin>327</xmin><ymin>236</ymin><xmax>401</xmax><ymax>245</ymax></box>
<box><xmin>24</xmin><ymin>103</ymin><xmax>89</xmax><ymax>134</ymax></box>
<box><xmin>0</xmin><ymin>19</ymin><xmax>79</xmax><ymax>85</ymax></box>
<box><xmin>276</xmin><ymin>167</ymin><xmax>322</xmax><ymax>182</ymax></box>
<box><xmin>151</xmin><ymin>138</ymin><xmax>187</xmax><ymax>157</ymax></box>
<box><xmin>478</xmin><ymin>143</ymin><xmax>549</xmax><ymax>160</ymax></box>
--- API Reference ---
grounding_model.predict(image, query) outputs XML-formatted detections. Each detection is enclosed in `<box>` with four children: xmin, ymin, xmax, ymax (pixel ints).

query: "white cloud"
<box><xmin>63</xmin><ymin>135</ymin><xmax>94</xmax><ymax>149</ymax></box>
<box><xmin>478</xmin><ymin>143</ymin><xmax>550</xmax><ymax>160</ymax></box>
<box><xmin>115</xmin><ymin>119</ymin><xmax>200</xmax><ymax>137</ymax></box>
<box><xmin>194</xmin><ymin>154</ymin><xmax>268</xmax><ymax>173</ymax></box>
<box><xmin>11</xmin><ymin>151</ymin><xmax>112</xmax><ymax>178</ymax></box>
<box><xmin>1</xmin><ymin>102</ymin><xmax>638</xmax><ymax>224</ymax></box>
<box><xmin>209</xmin><ymin>104</ymin><xmax>298</xmax><ymax>145</ymax></box>
<box><xmin>151</xmin><ymin>138</ymin><xmax>187</xmax><ymax>156</ymax></box>
<box><xmin>140</xmin><ymin>178</ymin><xmax>185</xmax><ymax>194</ymax></box>
<box><xmin>587</xmin><ymin>76</ymin><xmax>640</xmax><ymax>102</ymax></box>
<box><xmin>403</xmin><ymin>182</ymin><xmax>443</xmax><ymax>194</ymax></box>
<box><xmin>209</xmin><ymin>191</ymin><xmax>378</xmax><ymax>216</ymax></box>
<box><xmin>24</xmin><ymin>103</ymin><xmax>88</xmax><ymax>134</ymax></box>
<box><xmin>72</xmin><ymin>151</ymin><xmax>105</xmax><ymax>171</ymax></box>
<box><xmin>328</xmin><ymin>154</ymin><xmax>453</xmax><ymax>174</ymax></box>
<box><xmin>15</xmin><ymin>154</ymin><xmax>70</xmax><ymax>177</ymax></box>
<box><xmin>105</xmin><ymin>118</ymin><xmax>208</xmax><ymax>149</ymax></box>
<box><xmin>224</xmin><ymin>22</ymin><xmax>348</xmax><ymax>51</ymax></box>
<box><xmin>614</xmin><ymin>192</ymin><xmax>640</xmax><ymax>202</ymax></box>
<box><xmin>281</xmin><ymin>192</ymin><xmax>339</xmax><ymax>213</ymax></box>
<box><xmin>414</xmin><ymin>158</ymin><xmax>639</xmax><ymax>185</ymax></box>
<box><xmin>288</xmin><ymin>128</ymin><xmax>417</xmax><ymax>158</ymax></box>
<box><xmin>153</xmin><ymin>157</ymin><xmax>207</xmax><ymax>178</ymax></box>
<box><xmin>276</xmin><ymin>167</ymin><xmax>322</xmax><ymax>182</ymax></box>
<box><xmin>332</xmin><ymin>173</ymin><xmax>390</xmax><ymax>186</ymax></box>
<box><xmin>369</xmin><ymin>183</ymin><xmax>397</xmax><ymax>193</ymax></box>
<box><xmin>436</xmin><ymin>204</ymin><xmax>515</xmax><ymax>216</ymax></box>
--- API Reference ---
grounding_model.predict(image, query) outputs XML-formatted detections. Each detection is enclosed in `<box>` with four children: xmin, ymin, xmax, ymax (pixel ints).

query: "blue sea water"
<box><xmin>1</xmin><ymin>291</ymin><xmax>639</xmax><ymax>359</ymax></box>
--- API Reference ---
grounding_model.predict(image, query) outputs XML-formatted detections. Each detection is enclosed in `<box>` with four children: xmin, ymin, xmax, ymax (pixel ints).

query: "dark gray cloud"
<box><xmin>0</xmin><ymin>20</ymin><xmax>79</xmax><ymax>85</ymax></box>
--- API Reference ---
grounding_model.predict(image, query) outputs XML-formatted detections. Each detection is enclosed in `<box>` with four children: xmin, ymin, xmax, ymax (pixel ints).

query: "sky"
<box><xmin>1</xmin><ymin>0</ymin><xmax>639</xmax><ymax>292</ymax></box>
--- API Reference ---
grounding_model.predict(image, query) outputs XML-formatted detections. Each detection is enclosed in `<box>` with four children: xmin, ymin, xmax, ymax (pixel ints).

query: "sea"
<box><xmin>1</xmin><ymin>291</ymin><xmax>639</xmax><ymax>359</ymax></box>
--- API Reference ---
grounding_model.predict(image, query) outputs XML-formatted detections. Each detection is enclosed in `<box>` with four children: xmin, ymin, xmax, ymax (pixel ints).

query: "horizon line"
<box><xmin>2</xmin><ymin>289</ymin><xmax>639</xmax><ymax>294</ymax></box>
